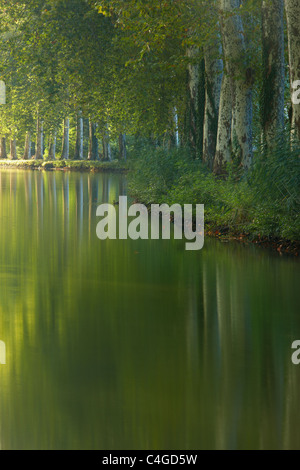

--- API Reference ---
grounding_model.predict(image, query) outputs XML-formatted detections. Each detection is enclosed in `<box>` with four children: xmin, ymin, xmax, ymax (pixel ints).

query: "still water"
<box><xmin>0</xmin><ymin>170</ymin><xmax>299</xmax><ymax>450</ymax></box>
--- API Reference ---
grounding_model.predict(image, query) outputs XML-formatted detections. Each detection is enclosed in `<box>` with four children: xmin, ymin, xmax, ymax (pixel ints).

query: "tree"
<box><xmin>48</xmin><ymin>131</ymin><xmax>57</xmax><ymax>160</ymax></box>
<box><xmin>74</xmin><ymin>111</ymin><xmax>84</xmax><ymax>160</ymax></box>
<box><xmin>214</xmin><ymin>73</ymin><xmax>232</xmax><ymax>174</ymax></box>
<box><xmin>261</xmin><ymin>0</ymin><xmax>285</xmax><ymax>147</ymax></box>
<box><xmin>35</xmin><ymin>113</ymin><xmax>43</xmax><ymax>160</ymax></box>
<box><xmin>202</xmin><ymin>38</ymin><xmax>223</xmax><ymax>169</ymax></box>
<box><xmin>186</xmin><ymin>47</ymin><xmax>205</xmax><ymax>159</ymax></box>
<box><xmin>219</xmin><ymin>0</ymin><xmax>254</xmax><ymax>170</ymax></box>
<box><xmin>285</xmin><ymin>0</ymin><xmax>300</xmax><ymax>140</ymax></box>
<box><xmin>23</xmin><ymin>132</ymin><xmax>31</xmax><ymax>160</ymax></box>
<box><xmin>9</xmin><ymin>137</ymin><xmax>17</xmax><ymax>160</ymax></box>
<box><xmin>61</xmin><ymin>118</ymin><xmax>70</xmax><ymax>160</ymax></box>
<box><xmin>119</xmin><ymin>133</ymin><xmax>127</xmax><ymax>160</ymax></box>
<box><xmin>88</xmin><ymin>121</ymin><xmax>99</xmax><ymax>161</ymax></box>
<box><xmin>0</xmin><ymin>137</ymin><xmax>7</xmax><ymax>159</ymax></box>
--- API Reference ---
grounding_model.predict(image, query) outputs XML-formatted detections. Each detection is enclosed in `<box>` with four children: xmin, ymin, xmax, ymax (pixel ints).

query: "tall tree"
<box><xmin>48</xmin><ymin>131</ymin><xmax>57</xmax><ymax>160</ymax></box>
<box><xmin>88</xmin><ymin>121</ymin><xmax>99</xmax><ymax>161</ymax></box>
<box><xmin>61</xmin><ymin>118</ymin><xmax>70</xmax><ymax>160</ymax></box>
<box><xmin>219</xmin><ymin>0</ymin><xmax>254</xmax><ymax>169</ymax></box>
<box><xmin>23</xmin><ymin>132</ymin><xmax>32</xmax><ymax>160</ymax></box>
<box><xmin>186</xmin><ymin>47</ymin><xmax>205</xmax><ymax>159</ymax></box>
<box><xmin>261</xmin><ymin>0</ymin><xmax>285</xmax><ymax>147</ymax></box>
<box><xmin>0</xmin><ymin>137</ymin><xmax>7</xmax><ymax>159</ymax></box>
<box><xmin>74</xmin><ymin>112</ymin><xmax>84</xmax><ymax>160</ymax></box>
<box><xmin>202</xmin><ymin>39</ymin><xmax>223</xmax><ymax>169</ymax></box>
<box><xmin>9</xmin><ymin>137</ymin><xmax>17</xmax><ymax>160</ymax></box>
<box><xmin>119</xmin><ymin>133</ymin><xmax>127</xmax><ymax>160</ymax></box>
<box><xmin>35</xmin><ymin>114</ymin><xmax>43</xmax><ymax>160</ymax></box>
<box><xmin>214</xmin><ymin>73</ymin><xmax>233</xmax><ymax>174</ymax></box>
<box><xmin>102</xmin><ymin>136</ymin><xmax>112</xmax><ymax>161</ymax></box>
<box><xmin>285</xmin><ymin>0</ymin><xmax>300</xmax><ymax>140</ymax></box>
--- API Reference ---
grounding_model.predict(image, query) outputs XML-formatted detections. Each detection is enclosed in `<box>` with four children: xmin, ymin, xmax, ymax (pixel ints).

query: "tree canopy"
<box><xmin>0</xmin><ymin>0</ymin><xmax>299</xmax><ymax>164</ymax></box>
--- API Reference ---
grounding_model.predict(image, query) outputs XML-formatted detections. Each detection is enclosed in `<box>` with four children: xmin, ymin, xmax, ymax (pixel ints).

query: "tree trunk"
<box><xmin>261</xmin><ymin>0</ymin><xmax>285</xmax><ymax>147</ymax></box>
<box><xmin>61</xmin><ymin>118</ymin><xmax>70</xmax><ymax>160</ymax></box>
<box><xmin>41</xmin><ymin>123</ymin><xmax>44</xmax><ymax>158</ymax></box>
<box><xmin>10</xmin><ymin>138</ymin><xmax>17</xmax><ymax>160</ymax></box>
<box><xmin>231</xmin><ymin>79</ymin><xmax>253</xmax><ymax>169</ymax></box>
<box><xmin>0</xmin><ymin>137</ymin><xmax>7</xmax><ymax>159</ymax></box>
<box><xmin>88</xmin><ymin>121</ymin><xmax>99</xmax><ymax>161</ymax></box>
<box><xmin>186</xmin><ymin>47</ymin><xmax>205</xmax><ymax>159</ymax></box>
<box><xmin>219</xmin><ymin>0</ymin><xmax>253</xmax><ymax>170</ymax></box>
<box><xmin>214</xmin><ymin>73</ymin><xmax>233</xmax><ymax>174</ymax></box>
<box><xmin>48</xmin><ymin>131</ymin><xmax>57</xmax><ymax>160</ymax></box>
<box><xmin>285</xmin><ymin>0</ymin><xmax>300</xmax><ymax>140</ymax></box>
<box><xmin>107</xmin><ymin>141</ymin><xmax>112</xmax><ymax>161</ymax></box>
<box><xmin>173</xmin><ymin>106</ymin><xmax>180</xmax><ymax>147</ymax></box>
<box><xmin>23</xmin><ymin>132</ymin><xmax>31</xmax><ymax>160</ymax></box>
<box><xmin>119</xmin><ymin>133</ymin><xmax>127</xmax><ymax>160</ymax></box>
<box><xmin>203</xmin><ymin>42</ymin><xmax>223</xmax><ymax>169</ymax></box>
<box><xmin>102</xmin><ymin>122</ymin><xmax>112</xmax><ymax>161</ymax></box>
<box><xmin>102</xmin><ymin>138</ymin><xmax>107</xmax><ymax>161</ymax></box>
<box><xmin>35</xmin><ymin>115</ymin><xmax>43</xmax><ymax>160</ymax></box>
<box><xmin>74</xmin><ymin>112</ymin><xmax>84</xmax><ymax>160</ymax></box>
<box><xmin>102</xmin><ymin>136</ymin><xmax>112</xmax><ymax>161</ymax></box>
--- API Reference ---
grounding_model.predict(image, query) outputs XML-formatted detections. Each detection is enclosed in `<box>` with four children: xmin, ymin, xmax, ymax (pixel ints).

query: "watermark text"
<box><xmin>96</xmin><ymin>197</ymin><xmax>204</xmax><ymax>251</ymax></box>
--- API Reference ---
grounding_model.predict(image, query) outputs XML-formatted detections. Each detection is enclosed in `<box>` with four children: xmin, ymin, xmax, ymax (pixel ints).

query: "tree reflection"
<box><xmin>0</xmin><ymin>341</ymin><xmax>5</xmax><ymax>365</ymax></box>
<box><xmin>0</xmin><ymin>171</ymin><xmax>299</xmax><ymax>449</ymax></box>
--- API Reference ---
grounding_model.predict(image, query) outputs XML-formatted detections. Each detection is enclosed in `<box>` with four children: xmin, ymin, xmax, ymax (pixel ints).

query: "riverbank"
<box><xmin>0</xmin><ymin>159</ymin><xmax>128</xmax><ymax>173</ymax></box>
<box><xmin>1</xmin><ymin>155</ymin><xmax>299</xmax><ymax>256</ymax></box>
<box><xmin>205</xmin><ymin>229</ymin><xmax>300</xmax><ymax>257</ymax></box>
<box><xmin>127</xmin><ymin>146</ymin><xmax>300</xmax><ymax>257</ymax></box>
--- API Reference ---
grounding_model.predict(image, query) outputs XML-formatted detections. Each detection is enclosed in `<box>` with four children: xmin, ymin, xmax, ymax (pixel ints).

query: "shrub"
<box><xmin>127</xmin><ymin>138</ymin><xmax>300</xmax><ymax>242</ymax></box>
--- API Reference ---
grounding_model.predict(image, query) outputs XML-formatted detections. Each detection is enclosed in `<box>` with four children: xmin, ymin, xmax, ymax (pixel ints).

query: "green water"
<box><xmin>0</xmin><ymin>169</ymin><xmax>299</xmax><ymax>450</ymax></box>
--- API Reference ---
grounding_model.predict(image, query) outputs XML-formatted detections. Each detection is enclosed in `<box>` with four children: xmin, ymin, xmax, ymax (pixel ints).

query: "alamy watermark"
<box><xmin>292</xmin><ymin>80</ymin><xmax>300</xmax><ymax>105</ymax></box>
<box><xmin>291</xmin><ymin>340</ymin><xmax>300</xmax><ymax>365</ymax></box>
<box><xmin>96</xmin><ymin>197</ymin><xmax>204</xmax><ymax>251</ymax></box>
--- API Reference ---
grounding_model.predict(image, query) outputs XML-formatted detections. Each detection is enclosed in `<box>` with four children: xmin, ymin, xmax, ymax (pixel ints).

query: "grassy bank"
<box><xmin>127</xmin><ymin>143</ymin><xmax>300</xmax><ymax>256</ymax></box>
<box><xmin>1</xmin><ymin>150</ymin><xmax>299</xmax><ymax>255</ymax></box>
<box><xmin>0</xmin><ymin>159</ymin><xmax>128</xmax><ymax>173</ymax></box>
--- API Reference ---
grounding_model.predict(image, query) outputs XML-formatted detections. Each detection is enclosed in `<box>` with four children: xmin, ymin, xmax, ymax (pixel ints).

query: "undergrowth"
<box><xmin>127</xmin><ymin>139</ymin><xmax>300</xmax><ymax>243</ymax></box>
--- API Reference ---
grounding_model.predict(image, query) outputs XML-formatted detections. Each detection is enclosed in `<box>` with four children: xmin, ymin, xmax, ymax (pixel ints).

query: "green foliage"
<box><xmin>128</xmin><ymin>142</ymin><xmax>195</xmax><ymax>203</ymax></box>
<box><xmin>247</xmin><ymin>134</ymin><xmax>300</xmax><ymax>240</ymax></box>
<box><xmin>128</xmin><ymin>138</ymin><xmax>300</xmax><ymax>242</ymax></box>
<box><xmin>0</xmin><ymin>0</ymin><xmax>299</xmax><ymax>247</ymax></box>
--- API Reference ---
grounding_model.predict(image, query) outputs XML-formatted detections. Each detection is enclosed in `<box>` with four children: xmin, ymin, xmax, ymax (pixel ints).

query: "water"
<box><xmin>0</xmin><ymin>169</ymin><xmax>299</xmax><ymax>450</ymax></box>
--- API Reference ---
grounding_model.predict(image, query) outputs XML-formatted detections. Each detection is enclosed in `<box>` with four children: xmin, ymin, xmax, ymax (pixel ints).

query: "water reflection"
<box><xmin>0</xmin><ymin>170</ymin><xmax>299</xmax><ymax>450</ymax></box>
<box><xmin>0</xmin><ymin>341</ymin><xmax>5</xmax><ymax>365</ymax></box>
